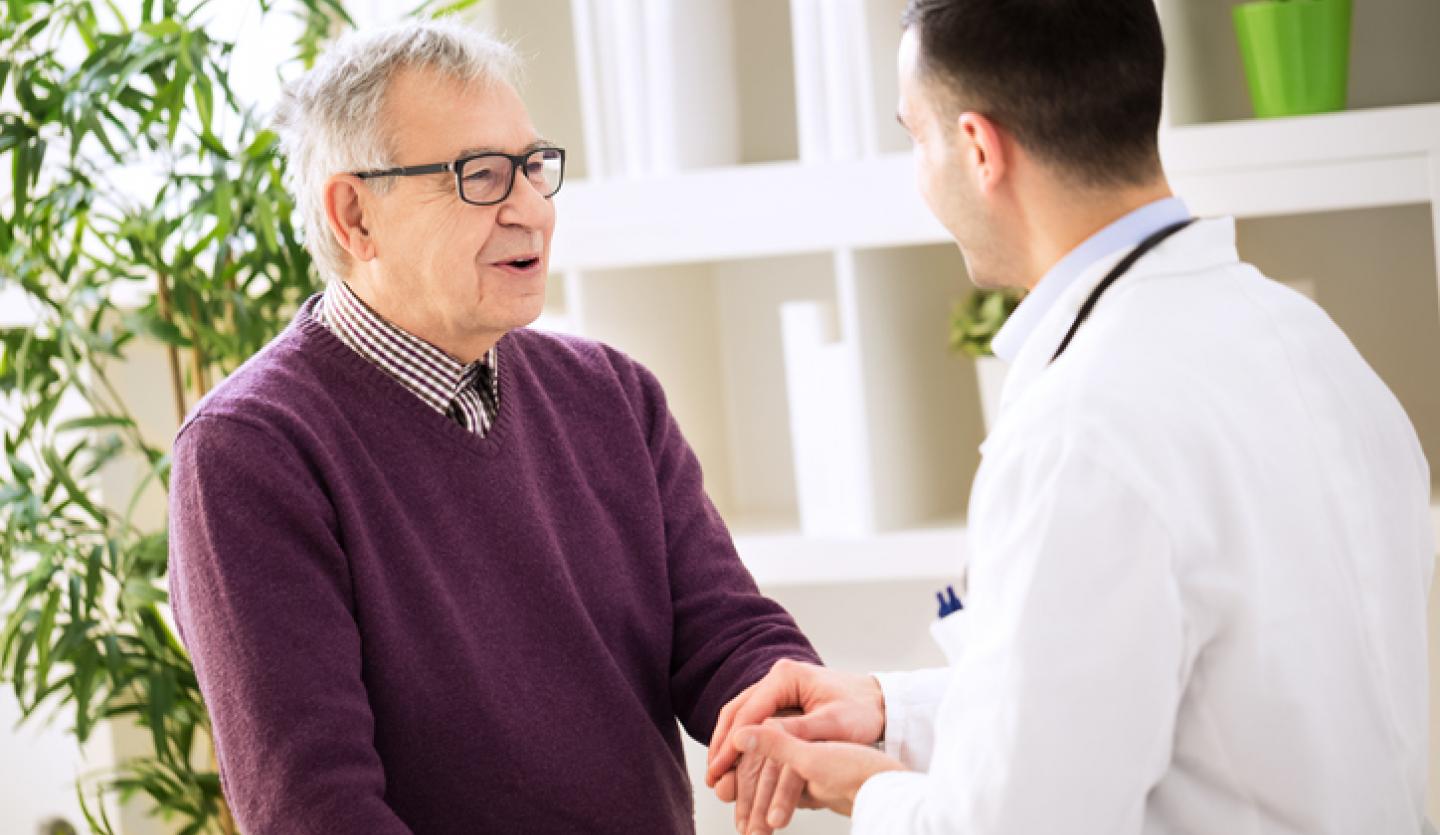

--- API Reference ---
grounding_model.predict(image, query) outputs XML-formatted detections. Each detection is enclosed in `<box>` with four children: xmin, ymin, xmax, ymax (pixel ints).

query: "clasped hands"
<box><xmin>704</xmin><ymin>659</ymin><xmax>906</xmax><ymax>834</ymax></box>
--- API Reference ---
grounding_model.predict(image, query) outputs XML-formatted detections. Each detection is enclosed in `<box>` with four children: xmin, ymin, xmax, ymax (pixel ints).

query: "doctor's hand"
<box><xmin>706</xmin><ymin>660</ymin><xmax>886</xmax><ymax>787</ymax></box>
<box><xmin>731</xmin><ymin>719</ymin><xmax>906</xmax><ymax>818</ymax></box>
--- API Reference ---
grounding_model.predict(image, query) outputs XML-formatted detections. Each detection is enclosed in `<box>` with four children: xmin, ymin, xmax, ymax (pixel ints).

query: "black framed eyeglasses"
<box><xmin>353</xmin><ymin>147</ymin><xmax>566</xmax><ymax>206</ymax></box>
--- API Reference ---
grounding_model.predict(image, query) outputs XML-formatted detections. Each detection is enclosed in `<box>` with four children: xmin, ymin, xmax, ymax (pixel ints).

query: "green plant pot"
<box><xmin>1233</xmin><ymin>0</ymin><xmax>1352</xmax><ymax>118</ymax></box>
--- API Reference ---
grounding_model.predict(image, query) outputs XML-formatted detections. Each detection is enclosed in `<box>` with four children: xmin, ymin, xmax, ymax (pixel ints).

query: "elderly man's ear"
<box><xmin>324</xmin><ymin>174</ymin><xmax>378</xmax><ymax>264</ymax></box>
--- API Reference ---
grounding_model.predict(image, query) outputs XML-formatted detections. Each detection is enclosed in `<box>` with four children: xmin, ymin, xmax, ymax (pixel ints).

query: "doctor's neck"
<box><xmin>1012</xmin><ymin>171</ymin><xmax>1174</xmax><ymax>292</ymax></box>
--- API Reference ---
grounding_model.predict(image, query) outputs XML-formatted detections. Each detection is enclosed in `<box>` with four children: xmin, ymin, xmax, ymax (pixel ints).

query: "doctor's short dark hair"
<box><xmin>901</xmin><ymin>0</ymin><xmax>1166</xmax><ymax>188</ymax></box>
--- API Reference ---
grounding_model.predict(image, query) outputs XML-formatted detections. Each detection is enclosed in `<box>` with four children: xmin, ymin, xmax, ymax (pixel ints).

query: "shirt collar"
<box><xmin>315</xmin><ymin>279</ymin><xmax>496</xmax><ymax>416</ymax></box>
<box><xmin>990</xmin><ymin>197</ymin><xmax>1190</xmax><ymax>363</ymax></box>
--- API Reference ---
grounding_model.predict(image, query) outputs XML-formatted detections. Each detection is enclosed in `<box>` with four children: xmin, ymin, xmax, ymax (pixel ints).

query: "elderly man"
<box><xmin>166</xmin><ymin>20</ymin><xmax>818</xmax><ymax>834</ymax></box>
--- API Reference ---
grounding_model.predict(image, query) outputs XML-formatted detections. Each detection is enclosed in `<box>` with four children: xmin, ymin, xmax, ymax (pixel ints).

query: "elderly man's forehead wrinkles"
<box><xmin>453</xmin><ymin>138</ymin><xmax>555</xmax><ymax>158</ymax></box>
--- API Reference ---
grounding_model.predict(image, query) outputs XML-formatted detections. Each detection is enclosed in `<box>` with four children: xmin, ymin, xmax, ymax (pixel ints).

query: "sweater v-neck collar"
<box><xmin>288</xmin><ymin>294</ymin><xmax>514</xmax><ymax>459</ymax></box>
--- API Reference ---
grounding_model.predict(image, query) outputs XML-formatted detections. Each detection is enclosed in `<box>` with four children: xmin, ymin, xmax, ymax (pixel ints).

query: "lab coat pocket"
<box><xmin>929</xmin><ymin>612</ymin><xmax>969</xmax><ymax>667</ymax></box>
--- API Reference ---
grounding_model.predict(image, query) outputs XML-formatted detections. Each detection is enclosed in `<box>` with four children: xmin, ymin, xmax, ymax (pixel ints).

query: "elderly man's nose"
<box><xmin>498</xmin><ymin>173</ymin><xmax>552</xmax><ymax>225</ymax></box>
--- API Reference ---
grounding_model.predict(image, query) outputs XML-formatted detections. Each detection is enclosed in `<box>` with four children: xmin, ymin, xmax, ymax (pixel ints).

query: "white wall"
<box><xmin>0</xmin><ymin>699</ymin><xmax>114</xmax><ymax>835</ymax></box>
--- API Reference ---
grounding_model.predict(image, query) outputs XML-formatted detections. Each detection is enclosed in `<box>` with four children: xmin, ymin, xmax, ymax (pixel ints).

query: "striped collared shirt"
<box><xmin>313</xmin><ymin>280</ymin><xmax>500</xmax><ymax>436</ymax></box>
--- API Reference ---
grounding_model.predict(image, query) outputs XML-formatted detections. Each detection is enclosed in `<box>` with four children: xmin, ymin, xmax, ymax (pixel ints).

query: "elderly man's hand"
<box><xmin>732</xmin><ymin>720</ymin><xmax>906</xmax><ymax>818</ymax></box>
<box><xmin>707</xmin><ymin>660</ymin><xmax>887</xmax><ymax>831</ymax></box>
<box><xmin>719</xmin><ymin>747</ymin><xmax>822</xmax><ymax>835</ymax></box>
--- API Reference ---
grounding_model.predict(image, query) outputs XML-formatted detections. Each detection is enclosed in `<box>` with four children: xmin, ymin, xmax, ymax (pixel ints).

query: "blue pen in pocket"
<box><xmin>935</xmin><ymin>584</ymin><xmax>963</xmax><ymax>619</ymax></box>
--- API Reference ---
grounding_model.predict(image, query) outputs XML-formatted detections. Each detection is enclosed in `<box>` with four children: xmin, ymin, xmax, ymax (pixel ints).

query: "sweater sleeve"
<box><xmin>625</xmin><ymin>362</ymin><xmax>821</xmax><ymax>743</ymax></box>
<box><xmin>167</xmin><ymin>415</ymin><xmax>413</xmax><ymax>835</ymax></box>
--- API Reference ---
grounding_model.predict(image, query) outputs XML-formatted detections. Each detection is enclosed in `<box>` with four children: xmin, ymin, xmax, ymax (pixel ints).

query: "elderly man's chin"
<box><xmin>475</xmin><ymin>270</ymin><xmax>548</xmax><ymax>332</ymax></box>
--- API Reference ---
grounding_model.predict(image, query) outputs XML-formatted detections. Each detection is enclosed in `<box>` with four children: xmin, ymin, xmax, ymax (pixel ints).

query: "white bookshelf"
<box><xmin>462</xmin><ymin>0</ymin><xmax>1440</xmax><ymax>589</ymax></box>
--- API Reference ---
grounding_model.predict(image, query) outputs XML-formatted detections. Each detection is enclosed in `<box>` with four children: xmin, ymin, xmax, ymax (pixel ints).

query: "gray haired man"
<box><xmin>166</xmin><ymin>20</ymin><xmax>819</xmax><ymax>834</ymax></box>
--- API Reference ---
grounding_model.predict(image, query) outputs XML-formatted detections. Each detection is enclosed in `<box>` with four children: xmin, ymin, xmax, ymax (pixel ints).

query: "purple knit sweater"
<box><xmin>167</xmin><ymin>296</ymin><xmax>819</xmax><ymax>834</ymax></box>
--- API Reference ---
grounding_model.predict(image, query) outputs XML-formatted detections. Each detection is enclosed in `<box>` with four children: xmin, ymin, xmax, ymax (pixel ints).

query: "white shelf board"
<box><xmin>551</xmin><ymin>103</ymin><xmax>1440</xmax><ymax>271</ymax></box>
<box><xmin>550</xmin><ymin>155</ymin><xmax>949</xmax><ymax>271</ymax></box>
<box><xmin>1162</xmin><ymin>103</ymin><xmax>1440</xmax><ymax>219</ymax></box>
<box><xmin>735</xmin><ymin>520</ymin><xmax>966</xmax><ymax>588</ymax></box>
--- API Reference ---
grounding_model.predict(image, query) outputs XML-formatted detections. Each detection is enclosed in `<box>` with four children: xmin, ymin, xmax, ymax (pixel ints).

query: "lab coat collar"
<box><xmin>991</xmin><ymin>197</ymin><xmax>1192</xmax><ymax>363</ymax></box>
<box><xmin>994</xmin><ymin>216</ymin><xmax>1241</xmax><ymax>424</ymax></box>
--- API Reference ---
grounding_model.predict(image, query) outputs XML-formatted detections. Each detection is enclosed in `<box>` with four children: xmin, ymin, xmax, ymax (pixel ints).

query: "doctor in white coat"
<box><xmin>705</xmin><ymin>1</ymin><xmax>1435</xmax><ymax>833</ymax></box>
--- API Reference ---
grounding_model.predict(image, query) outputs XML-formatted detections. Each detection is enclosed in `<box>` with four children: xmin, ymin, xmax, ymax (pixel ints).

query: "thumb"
<box><xmin>733</xmin><ymin>723</ymin><xmax>806</xmax><ymax>768</ymax></box>
<box><xmin>772</xmin><ymin>711</ymin><xmax>845</xmax><ymax>742</ymax></box>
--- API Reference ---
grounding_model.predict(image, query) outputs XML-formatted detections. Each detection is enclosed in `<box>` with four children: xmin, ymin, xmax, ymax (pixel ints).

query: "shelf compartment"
<box><xmin>1158</xmin><ymin>0</ymin><xmax>1440</xmax><ymax>128</ymax></box>
<box><xmin>840</xmin><ymin>245</ymin><xmax>981</xmax><ymax>530</ymax></box>
<box><xmin>474</xmin><ymin>0</ymin><xmax>591</xmax><ymax>180</ymax></box>
<box><xmin>777</xmin><ymin>244</ymin><xmax>980</xmax><ymax>537</ymax></box>
<box><xmin>789</xmin><ymin>0</ymin><xmax>909</xmax><ymax>162</ymax></box>
<box><xmin>569</xmin><ymin>253</ymin><xmax>836</xmax><ymax>524</ymax></box>
<box><xmin>568</xmin><ymin>0</ymin><xmax>798</xmax><ymax>178</ymax></box>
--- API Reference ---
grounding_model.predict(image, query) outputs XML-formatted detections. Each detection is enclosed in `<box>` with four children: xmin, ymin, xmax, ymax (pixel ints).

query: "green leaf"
<box><xmin>54</xmin><ymin>414</ymin><xmax>137</xmax><ymax>434</ymax></box>
<box><xmin>147</xmin><ymin>671</ymin><xmax>174</xmax><ymax>763</ymax></box>
<box><xmin>41</xmin><ymin>445</ymin><xmax>106</xmax><ymax>523</ymax></box>
<box><xmin>12</xmin><ymin>136</ymin><xmax>29</xmax><ymax>218</ymax></box>
<box><xmin>190</xmin><ymin>73</ymin><xmax>213</xmax><ymax>140</ymax></box>
<box><xmin>7</xmin><ymin>452</ymin><xmax>35</xmax><ymax>483</ymax></box>
<box><xmin>122</xmin><ymin>577</ymin><xmax>168</xmax><ymax>609</ymax></box>
<box><xmin>69</xmin><ymin>573</ymin><xmax>83</xmax><ymax>623</ymax></box>
<box><xmin>85</xmin><ymin>545</ymin><xmax>103</xmax><ymax>614</ymax></box>
<box><xmin>408</xmin><ymin>0</ymin><xmax>481</xmax><ymax>19</ymax></box>
<box><xmin>139</xmin><ymin>20</ymin><xmax>182</xmax><ymax>39</ymax></box>
<box><xmin>143</xmin><ymin>315</ymin><xmax>191</xmax><ymax>347</ymax></box>
<box><xmin>100</xmin><ymin>0</ymin><xmax>130</xmax><ymax>32</ymax></box>
<box><xmin>213</xmin><ymin>180</ymin><xmax>234</xmax><ymax>238</ymax></box>
<box><xmin>101</xmin><ymin>634</ymin><xmax>124</xmax><ymax>679</ymax></box>
<box><xmin>0</xmin><ymin>481</ymin><xmax>27</xmax><ymax>505</ymax></box>
<box><xmin>33</xmin><ymin>587</ymin><xmax>61</xmax><ymax>693</ymax></box>
<box><xmin>74</xmin><ymin>648</ymin><xmax>96</xmax><ymax>741</ymax></box>
<box><xmin>241</xmin><ymin>129</ymin><xmax>277</xmax><ymax>160</ymax></box>
<box><xmin>11</xmin><ymin>615</ymin><xmax>37</xmax><ymax>702</ymax></box>
<box><xmin>1</xmin><ymin>592</ymin><xmax>35</xmax><ymax>668</ymax></box>
<box><xmin>74</xmin><ymin>4</ymin><xmax>100</xmax><ymax>51</ymax></box>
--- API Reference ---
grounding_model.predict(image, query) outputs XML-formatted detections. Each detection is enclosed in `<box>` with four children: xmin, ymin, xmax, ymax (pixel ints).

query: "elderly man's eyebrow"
<box><xmin>454</xmin><ymin>139</ymin><xmax>557</xmax><ymax>158</ymax></box>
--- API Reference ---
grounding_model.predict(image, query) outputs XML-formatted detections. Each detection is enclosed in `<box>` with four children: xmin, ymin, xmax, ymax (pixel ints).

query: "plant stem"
<box><xmin>186</xmin><ymin>292</ymin><xmax>211</xmax><ymax>402</ymax></box>
<box><xmin>153</xmin><ymin>273</ymin><xmax>188</xmax><ymax>426</ymax></box>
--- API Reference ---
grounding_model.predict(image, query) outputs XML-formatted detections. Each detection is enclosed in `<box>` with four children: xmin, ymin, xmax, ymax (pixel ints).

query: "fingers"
<box><xmin>745</xmin><ymin>757</ymin><xmax>783</xmax><ymax>835</ymax></box>
<box><xmin>714</xmin><ymin>771</ymin><xmax>737</xmax><ymax>804</ymax></box>
<box><xmin>707</xmin><ymin>681</ymin><xmax>755</xmax><ymax>778</ymax></box>
<box><xmin>734</xmin><ymin>722</ymin><xmax>808</xmax><ymax>773</ymax></box>
<box><xmin>734</xmin><ymin>748</ymin><xmax>764</xmax><ymax>834</ymax></box>
<box><xmin>766</xmin><ymin>764</ymin><xmax>807</xmax><ymax>830</ymax></box>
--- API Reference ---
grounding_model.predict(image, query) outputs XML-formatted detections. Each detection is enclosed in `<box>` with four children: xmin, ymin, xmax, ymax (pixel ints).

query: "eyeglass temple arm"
<box><xmin>354</xmin><ymin>162</ymin><xmax>453</xmax><ymax>179</ymax></box>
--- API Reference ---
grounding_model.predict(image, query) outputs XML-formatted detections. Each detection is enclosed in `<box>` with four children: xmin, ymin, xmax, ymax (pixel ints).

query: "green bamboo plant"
<box><xmin>0</xmin><ymin>0</ymin><xmax>474</xmax><ymax>831</ymax></box>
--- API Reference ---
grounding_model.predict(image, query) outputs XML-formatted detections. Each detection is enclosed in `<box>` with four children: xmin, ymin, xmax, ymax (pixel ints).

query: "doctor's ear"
<box><xmin>324</xmin><ymin>174</ymin><xmax>379</xmax><ymax>264</ymax></box>
<box><xmin>956</xmin><ymin>112</ymin><xmax>1008</xmax><ymax>195</ymax></box>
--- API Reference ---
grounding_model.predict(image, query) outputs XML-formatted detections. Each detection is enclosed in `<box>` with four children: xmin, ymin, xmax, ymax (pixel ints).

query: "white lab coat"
<box><xmin>856</xmin><ymin>218</ymin><xmax>1435</xmax><ymax>834</ymax></box>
